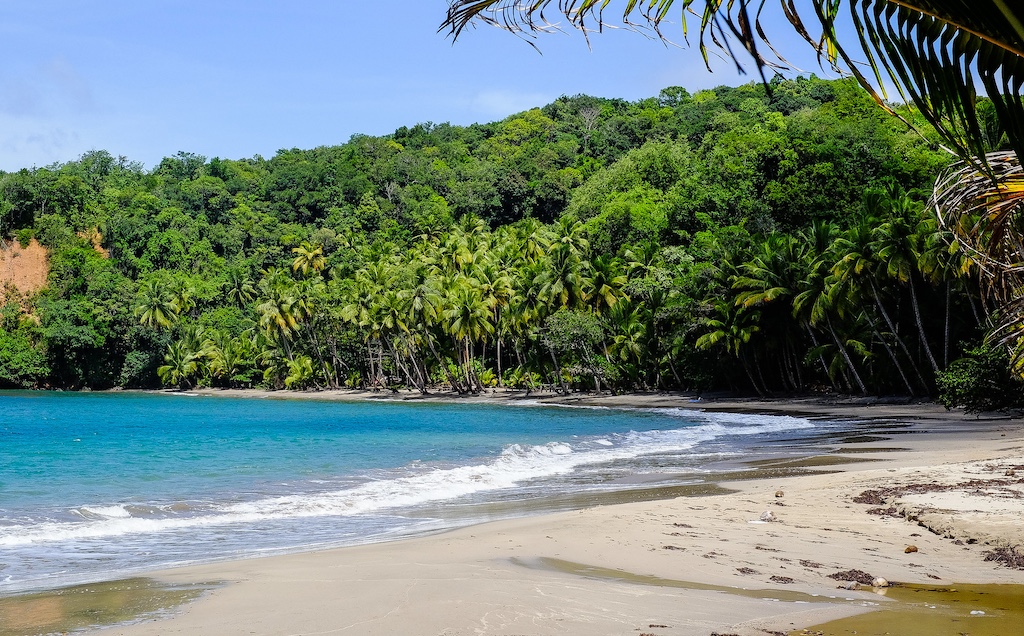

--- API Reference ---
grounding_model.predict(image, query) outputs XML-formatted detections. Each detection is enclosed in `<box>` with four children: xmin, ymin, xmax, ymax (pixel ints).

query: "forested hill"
<box><xmin>0</xmin><ymin>76</ymin><xmax>1015</xmax><ymax>405</ymax></box>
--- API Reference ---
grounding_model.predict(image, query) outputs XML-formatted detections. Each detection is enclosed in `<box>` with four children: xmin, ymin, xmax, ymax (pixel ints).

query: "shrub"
<box><xmin>937</xmin><ymin>344</ymin><xmax>1024</xmax><ymax>413</ymax></box>
<box><xmin>15</xmin><ymin>228</ymin><xmax>35</xmax><ymax>248</ymax></box>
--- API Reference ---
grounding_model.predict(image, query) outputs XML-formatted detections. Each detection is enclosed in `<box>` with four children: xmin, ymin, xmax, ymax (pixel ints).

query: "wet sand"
<box><xmin>18</xmin><ymin>392</ymin><xmax>1024</xmax><ymax>635</ymax></box>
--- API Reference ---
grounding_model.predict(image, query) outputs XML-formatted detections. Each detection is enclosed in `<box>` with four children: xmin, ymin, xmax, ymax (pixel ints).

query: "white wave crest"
<box><xmin>0</xmin><ymin>411</ymin><xmax>813</xmax><ymax>547</ymax></box>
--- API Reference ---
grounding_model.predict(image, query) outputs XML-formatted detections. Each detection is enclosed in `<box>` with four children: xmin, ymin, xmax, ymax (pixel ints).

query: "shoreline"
<box><xmin>4</xmin><ymin>392</ymin><xmax>1022</xmax><ymax>635</ymax></box>
<box><xmin>166</xmin><ymin>385</ymin><xmax>1019</xmax><ymax>424</ymax></box>
<box><xmin>96</xmin><ymin>396</ymin><xmax>1024</xmax><ymax>634</ymax></box>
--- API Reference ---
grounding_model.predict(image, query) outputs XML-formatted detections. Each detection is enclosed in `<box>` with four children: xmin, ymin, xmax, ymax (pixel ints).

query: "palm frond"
<box><xmin>442</xmin><ymin>1</ymin><xmax>1024</xmax><ymax>167</ymax></box>
<box><xmin>933</xmin><ymin>149</ymin><xmax>1024</xmax><ymax>370</ymax></box>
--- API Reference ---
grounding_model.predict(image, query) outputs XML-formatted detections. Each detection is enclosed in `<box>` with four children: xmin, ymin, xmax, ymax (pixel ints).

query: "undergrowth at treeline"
<box><xmin>1</xmin><ymin>76</ymin><xmax>1019</xmax><ymax>408</ymax></box>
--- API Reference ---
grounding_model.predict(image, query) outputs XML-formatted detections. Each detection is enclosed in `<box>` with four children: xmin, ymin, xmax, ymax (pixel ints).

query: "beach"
<box><xmin>56</xmin><ymin>392</ymin><xmax>1019</xmax><ymax>636</ymax></box>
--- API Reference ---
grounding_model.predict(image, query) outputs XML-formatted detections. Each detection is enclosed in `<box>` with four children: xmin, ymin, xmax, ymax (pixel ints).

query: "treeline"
<box><xmin>0</xmin><ymin>76</ymin><xmax>1017</xmax><ymax>405</ymax></box>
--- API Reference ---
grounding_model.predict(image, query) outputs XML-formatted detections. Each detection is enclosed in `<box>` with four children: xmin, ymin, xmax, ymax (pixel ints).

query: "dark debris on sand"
<box><xmin>827</xmin><ymin>569</ymin><xmax>875</xmax><ymax>584</ymax></box>
<box><xmin>984</xmin><ymin>547</ymin><xmax>1024</xmax><ymax>569</ymax></box>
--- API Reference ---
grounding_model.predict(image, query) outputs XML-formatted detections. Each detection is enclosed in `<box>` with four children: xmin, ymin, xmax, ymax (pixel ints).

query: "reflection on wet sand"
<box><xmin>0</xmin><ymin>578</ymin><xmax>215</xmax><ymax>636</ymax></box>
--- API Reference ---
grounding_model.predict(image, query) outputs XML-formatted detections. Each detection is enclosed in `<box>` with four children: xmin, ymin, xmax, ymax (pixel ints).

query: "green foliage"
<box><xmin>0</xmin><ymin>304</ymin><xmax>49</xmax><ymax>388</ymax></box>
<box><xmin>15</xmin><ymin>228</ymin><xmax>35</xmax><ymax>248</ymax></box>
<box><xmin>0</xmin><ymin>77</ymin><xmax>1013</xmax><ymax>398</ymax></box>
<box><xmin>937</xmin><ymin>345</ymin><xmax>1024</xmax><ymax>413</ymax></box>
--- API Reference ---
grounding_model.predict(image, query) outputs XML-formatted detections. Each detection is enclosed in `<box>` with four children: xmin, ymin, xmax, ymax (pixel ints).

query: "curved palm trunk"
<box><xmin>866</xmin><ymin>314</ymin><xmax>915</xmax><ymax>395</ymax></box>
<box><xmin>944</xmin><ymin>281</ymin><xmax>952</xmax><ymax>369</ymax></box>
<box><xmin>908</xmin><ymin>275</ymin><xmax>941</xmax><ymax>375</ymax></box>
<box><xmin>826</xmin><ymin>314</ymin><xmax>867</xmax><ymax>395</ymax></box>
<box><xmin>804</xmin><ymin>324</ymin><xmax>835</xmax><ymax>389</ymax></box>
<box><xmin>426</xmin><ymin>334</ymin><xmax>465</xmax><ymax>394</ymax></box>
<box><xmin>546</xmin><ymin>342</ymin><xmax>569</xmax><ymax>394</ymax></box>
<box><xmin>869</xmin><ymin>280</ymin><xmax>928</xmax><ymax>390</ymax></box>
<box><xmin>740</xmin><ymin>352</ymin><xmax>765</xmax><ymax>397</ymax></box>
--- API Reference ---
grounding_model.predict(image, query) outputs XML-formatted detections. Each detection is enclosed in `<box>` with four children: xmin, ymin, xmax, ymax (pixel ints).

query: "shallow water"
<box><xmin>0</xmin><ymin>578</ymin><xmax>214</xmax><ymax>636</ymax></box>
<box><xmin>793</xmin><ymin>582</ymin><xmax>1024</xmax><ymax>636</ymax></box>
<box><xmin>0</xmin><ymin>391</ymin><xmax>842</xmax><ymax>594</ymax></box>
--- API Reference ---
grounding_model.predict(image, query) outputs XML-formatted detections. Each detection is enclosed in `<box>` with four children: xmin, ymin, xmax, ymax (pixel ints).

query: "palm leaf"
<box><xmin>442</xmin><ymin>1</ymin><xmax>1024</xmax><ymax>166</ymax></box>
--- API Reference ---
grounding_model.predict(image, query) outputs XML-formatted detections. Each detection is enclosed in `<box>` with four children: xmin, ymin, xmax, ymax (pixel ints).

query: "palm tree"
<box><xmin>584</xmin><ymin>255</ymin><xmax>628</xmax><ymax>313</ymax></box>
<box><xmin>933</xmin><ymin>152</ymin><xmax>1024</xmax><ymax>371</ymax></box>
<box><xmin>732</xmin><ymin>233</ymin><xmax>809</xmax><ymax>392</ymax></box>
<box><xmin>870</xmin><ymin>188</ymin><xmax>942</xmax><ymax>374</ymax></box>
<box><xmin>292</xmin><ymin>241</ymin><xmax>326</xmax><ymax>277</ymax></box>
<box><xmin>830</xmin><ymin>214</ymin><xmax>927</xmax><ymax>392</ymax></box>
<box><xmin>134</xmin><ymin>280</ymin><xmax>179</xmax><ymax>330</ymax></box>
<box><xmin>443</xmin><ymin>281</ymin><xmax>494</xmax><ymax>391</ymax></box>
<box><xmin>793</xmin><ymin>245</ymin><xmax>870</xmax><ymax>395</ymax></box>
<box><xmin>225</xmin><ymin>267</ymin><xmax>256</xmax><ymax>308</ymax></box>
<box><xmin>157</xmin><ymin>341</ymin><xmax>198</xmax><ymax>389</ymax></box>
<box><xmin>695</xmin><ymin>298</ymin><xmax>763</xmax><ymax>394</ymax></box>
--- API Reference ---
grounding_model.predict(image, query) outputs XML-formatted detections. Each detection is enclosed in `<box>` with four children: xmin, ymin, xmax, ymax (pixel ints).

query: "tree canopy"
<box><xmin>0</xmin><ymin>78</ymin><xmax>1017</xmax><ymax>407</ymax></box>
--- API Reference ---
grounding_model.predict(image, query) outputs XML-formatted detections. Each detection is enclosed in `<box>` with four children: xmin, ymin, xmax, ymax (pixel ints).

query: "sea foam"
<box><xmin>0</xmin><ymin>410</ymin><xmax>812</xmax><ymax>548</ymax></box>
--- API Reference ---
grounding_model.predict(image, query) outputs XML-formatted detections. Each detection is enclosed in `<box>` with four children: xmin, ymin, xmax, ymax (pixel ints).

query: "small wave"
<box><xmin>0</xmin><ymin>412</ymin><xmax>813</xmax><ymax>547</ymax></box>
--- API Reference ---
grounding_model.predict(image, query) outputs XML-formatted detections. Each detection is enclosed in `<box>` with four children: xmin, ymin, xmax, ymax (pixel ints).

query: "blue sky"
<box><xmin>0</xmin><ymin>1</ymin><xmax>838</xmax><ymax>171</ymax></box>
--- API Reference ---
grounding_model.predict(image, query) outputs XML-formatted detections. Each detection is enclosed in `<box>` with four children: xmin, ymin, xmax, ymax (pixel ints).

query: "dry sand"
<box><xmin>94</xmin><ymin>392</ymin><xmax>1023</xmax><ymax>636</ymax></box>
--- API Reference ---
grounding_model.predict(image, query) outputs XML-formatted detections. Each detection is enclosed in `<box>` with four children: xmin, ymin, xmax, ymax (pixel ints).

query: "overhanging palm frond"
<box><xmin>442</xmin><ymin>1</ymin><xmax>1024</xmax><ymax>167</ymax></box>
<box><xmin>933</xmin><ymin>149</ymin><xmax>1024</xmax><ymax>369</ymax></box>
<box><xmin>933</xmin><ymin>151</ymin><xmax>1024</xmax><ymax>278</ymax></box>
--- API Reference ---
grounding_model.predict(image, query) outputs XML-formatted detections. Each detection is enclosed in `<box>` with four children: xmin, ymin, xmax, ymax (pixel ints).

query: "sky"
<box><xmin>0</xmin><ymin>1</ymin><xmax>840</xmax><ymax>171</ymax></box>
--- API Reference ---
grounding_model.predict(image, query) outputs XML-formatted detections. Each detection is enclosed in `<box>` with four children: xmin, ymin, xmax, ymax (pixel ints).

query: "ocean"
<box><xmin>0</xmin><ymin>391</ymin><xmax>836</xmax><ymax>595</ymax></box>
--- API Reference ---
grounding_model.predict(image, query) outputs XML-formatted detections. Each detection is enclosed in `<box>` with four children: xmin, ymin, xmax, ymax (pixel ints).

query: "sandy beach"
<box><xmin>45</xmin><ymin>391</ymin><xmax>1015</xmax><ymax>636</ymax></box>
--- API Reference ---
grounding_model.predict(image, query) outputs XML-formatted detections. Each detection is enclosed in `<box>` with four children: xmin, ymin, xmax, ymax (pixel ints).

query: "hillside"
<box><xmin>0</xmin><ymin>76</ymin><xmax>1015</xmax><ymax>405</ymax></box>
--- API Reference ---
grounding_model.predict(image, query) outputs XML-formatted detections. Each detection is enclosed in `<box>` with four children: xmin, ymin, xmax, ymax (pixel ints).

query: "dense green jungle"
<box><xmin>1</xmin><ymin>76</ymin><xmax>1019</xmax><ymax>408</ymax></box>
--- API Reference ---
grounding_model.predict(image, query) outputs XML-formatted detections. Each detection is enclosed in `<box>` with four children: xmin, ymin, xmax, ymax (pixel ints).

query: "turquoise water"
<box><xmin>0</xmin><ymin>392</ymin><xmax>827</xmax><ymax>594</ymax></box>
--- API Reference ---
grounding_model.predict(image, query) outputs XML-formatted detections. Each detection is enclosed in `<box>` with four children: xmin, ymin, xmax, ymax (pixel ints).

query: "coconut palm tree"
<box><xmin>157</xmin><ymin>340</ymin><xmax>198</xmax><ymax>389</ymax></box>
<box><xmin>292</xmin><ymin>241</ymin><xmax>326</xmax><ymax>277</ymax></box>
<box><xmin>443</xmin><ymin>281</ymin><xmax>495</xmax><ymax>391</ymax></box>
<box><xmin>134</xmin><ymin>279</ymin><xmax>179</xmax><ymax>330</ymax></box>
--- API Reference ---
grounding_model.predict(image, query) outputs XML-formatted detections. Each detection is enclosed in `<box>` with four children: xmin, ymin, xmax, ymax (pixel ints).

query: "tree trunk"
<box><xmin>870</xmin><ymin>280</ymin><xmax>928</xmax><ymax>390</ymax></box>
<box><xmin>866</xmin><ymin>315</ymin><xmax>915</xmax><ymax>396</ymax></box>
<box><xmin>790</xmin><ymin>339</ymin><xmax>804</xmax><ymax>390</ymax></box>
<box><xmin>908</xmin><ymin>274</ymin><xmax>940</xmax><ymax>375</ymax></box>
<box><xmin>427</xmin><ymin>335</ymin><xmax>464</xmax><ymax>394</ymax></box>
<box><xmin>740</xmin><ymin>352</ymin><xmax>764</xmax><ymax>397</ymax></box>
<box><xmin>547</xmin><ymin>341</ymin><xmax>569</xmax><ymax>394</ymax></box>
<box><xmin>805</xmin><ymin>324</ymin><xmax>833</xmax><ymax>389</ymax></box>
<box><xmin>752</xmin><ymin>349</ymin><xmax>770</xmax><ymax>396</ymax></box>
<box><xmin>826</xmin><ymin>315</ymin><xmax>867</xmax><ymax>395</ymax></box>
<box><xmin>497</xmin><ymin>337</ymin><xmax>503</xmax><ymax>387</ymax></box>
<box><xmin>667</xmin><ymin>352</ymin><xmax>683</xmax><ymax>389</ymax></box>
<box><xmin>944</xmin><ymin>281</ymin><xmax>952</xmax><ymax>369</ymax></box>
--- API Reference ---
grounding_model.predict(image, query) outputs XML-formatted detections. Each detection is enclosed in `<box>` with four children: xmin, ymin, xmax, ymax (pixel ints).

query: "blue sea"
<box><xmin>0</xmin><ymin>392</ymin><xmax>837</xmax><ymax>594</ymax></box>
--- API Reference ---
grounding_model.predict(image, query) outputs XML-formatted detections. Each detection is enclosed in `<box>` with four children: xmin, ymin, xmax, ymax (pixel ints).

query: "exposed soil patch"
<box><xmin>0</xmin><ymin>239</ymin><xmax>48</xmax><ymax>300</ymax></box>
